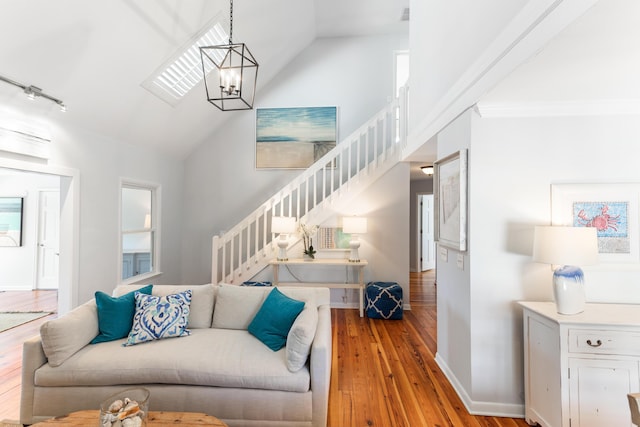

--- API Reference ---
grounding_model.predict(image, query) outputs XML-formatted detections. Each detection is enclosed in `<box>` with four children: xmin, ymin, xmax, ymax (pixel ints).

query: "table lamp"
<box><xmin>532</xmin><ymin>225</ymin><xmax>598</xmax><ymax>315</ymax></box>
<box><xmin>343</xmin><ymin>216</ymin><xmax>368</xmax><ymax>262</ymax></box>
<box><xmin>271</xmin><ymin>216</ymin><xmax>297</xmax><ymax>261</ymax></box>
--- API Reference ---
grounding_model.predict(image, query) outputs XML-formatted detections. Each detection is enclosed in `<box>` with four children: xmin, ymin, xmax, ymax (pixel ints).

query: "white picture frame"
<box><xmin>434</xmin><ymin>149</ymin><xmax>467</xmax><ymax>251</ymax></box>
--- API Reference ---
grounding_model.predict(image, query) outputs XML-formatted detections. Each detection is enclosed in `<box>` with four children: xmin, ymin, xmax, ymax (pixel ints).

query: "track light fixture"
<box><xmin>0</xmin><ymin>74</ymin><xmax>67</xmax><ymax>112</ymax></box>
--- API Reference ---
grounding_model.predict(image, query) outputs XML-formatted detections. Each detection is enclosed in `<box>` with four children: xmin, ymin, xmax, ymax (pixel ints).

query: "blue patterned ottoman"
<box><xmin>365</xmin><ymin>282</ymin><xmax>403</xmax><ymax>319</ymax></box>
<box><xmin>241</xmin><ymin>281</ymin><xmax>272</xmax><ymax>286</ymax></box>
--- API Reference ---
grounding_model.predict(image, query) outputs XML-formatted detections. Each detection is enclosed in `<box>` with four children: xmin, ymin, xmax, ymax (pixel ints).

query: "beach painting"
<box><xmin>256</xmin><ymin>106</ymin><xmax>337</xmax><ymax>169</ymax></box>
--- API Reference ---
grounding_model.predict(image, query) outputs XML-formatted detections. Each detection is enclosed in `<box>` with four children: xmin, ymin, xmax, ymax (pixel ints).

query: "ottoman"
<box><xmin>365</xmin><ymin>282</ymin><xmax>403</xmax><ymax>319</ymax></box>
<box><xmin>241</xmin><ymin>281</ymin><xmax>272</xmax><ymax>286</ymax></box>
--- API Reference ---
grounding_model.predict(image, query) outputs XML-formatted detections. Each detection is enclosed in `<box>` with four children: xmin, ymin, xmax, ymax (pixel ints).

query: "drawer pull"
<box><xmin>586</xmin><ymin>339</ymin><xmax>602</xmax><ymax>347</ymax></box>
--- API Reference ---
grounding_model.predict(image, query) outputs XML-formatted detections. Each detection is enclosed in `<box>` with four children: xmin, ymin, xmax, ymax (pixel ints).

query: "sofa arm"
<box><xmin>21</xmin><ymin>334</ymin><xmax>48</xmax><ymax>425</ymax></box>
<box><xmin>310</xmin><ymin>304</ymin><xmax>332</xmax><ymax>427</ymax></box>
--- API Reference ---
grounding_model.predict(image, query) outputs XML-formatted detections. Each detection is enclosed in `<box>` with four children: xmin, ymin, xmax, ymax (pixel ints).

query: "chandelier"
<box><xmin>200</xmin><ymin>0</ymin><xmax>258</xmax><ymax>111</ymax></box>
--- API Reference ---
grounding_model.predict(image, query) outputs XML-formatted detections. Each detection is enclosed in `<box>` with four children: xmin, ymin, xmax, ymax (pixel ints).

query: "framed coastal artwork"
<box><xmin>434</xmin><ymin>149</ymin><xmax>467</xmax><ymax>251</ymax></box>
<box><xmin>0</xmin><ymin>197</ymin><xmax>24</xmax><ymax>247</ymax></box>
<box><xmin>255</xmin><ymin>106</ymin><xmax>337</xmax><ymax>169</ymax></box>
<box><xmin>551</xmin><ymin>183</ymin><xmax>640</xmax><ymax>264</ymax></box>
<box><xmin>317</xmin><ymin>227</ymin><xmax>351</xmax><ymax>250</ymax></box>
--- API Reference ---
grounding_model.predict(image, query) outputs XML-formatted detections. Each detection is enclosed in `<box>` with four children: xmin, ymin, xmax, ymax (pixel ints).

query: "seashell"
<box><xmin>112</xmin><ymin>421</ymin><xmax>122</xmax><ymax>427</ymax></box>
<box><xmin>117</xmin><ymin>403</ymin><xmax>140</xmax><ymax>420</ymax></box>
<box><xmin>122</xmin><ymin>417</ymin><xmax>142</xmax><ymax>427</ymax></box>
<box><xmin>108</xmin><ymin>399</ymin><xmax>124</xmax><ymax>413</ymax></box>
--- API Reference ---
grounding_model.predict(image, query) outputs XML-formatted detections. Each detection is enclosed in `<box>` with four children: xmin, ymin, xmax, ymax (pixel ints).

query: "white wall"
<box><xmin>181</xmin><ymin>33</ymin><xmax>409</xmax><ymax>286</ymax></box>
<box><xmin>0</xmin><ymin>111</ymin><xmax>185</xmax><ymax>306</ymax></box>
<box><xmin>0</xmin><ymin>170</ymin><xmax>59</xmax><ymax>290</ymax></box>
<box><xmin>408</xmin><ymin>0</ymin><xmax>527</xmax><ymax>136</ymax></box>
<box><xmin>434</xmin><ymin>110</ymin><xmax>473</xmax><ymax>405</ymax></box>
<box><xmin>435</xmin><ymin>110</ymin><xmax>640</xmax><ymax>416</ymax></box>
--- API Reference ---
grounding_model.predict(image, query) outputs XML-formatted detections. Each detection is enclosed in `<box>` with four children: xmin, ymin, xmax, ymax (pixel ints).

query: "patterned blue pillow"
<box><xmin>124</xmin><ymin>290</ymin><xmax>192</xmax><ymax>346</ymax></box>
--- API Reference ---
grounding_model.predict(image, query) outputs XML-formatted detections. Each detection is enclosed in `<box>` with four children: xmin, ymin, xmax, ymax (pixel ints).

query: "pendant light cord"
<box><xmin>229</xmin><ymin>0</ymin><xmax>233</xmax><ymax>44</ymax></box>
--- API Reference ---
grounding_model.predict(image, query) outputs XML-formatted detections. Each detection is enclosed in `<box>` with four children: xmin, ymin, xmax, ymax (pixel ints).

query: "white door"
<box><xmin>420</xmin><ymin>194</ymin><xmax>435</xmax><ymax>271</ymax></box>
<box><xmin>36</xmin><ymin>190</ymin><xmax>60</xmax><ymax>289</ymax></box>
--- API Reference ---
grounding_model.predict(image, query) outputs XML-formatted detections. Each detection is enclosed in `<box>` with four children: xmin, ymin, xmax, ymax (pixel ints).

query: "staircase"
<box><xmin>211</xmin><ymin>87</ymin><xmax>409</xmax><ymax>284</ymax></box>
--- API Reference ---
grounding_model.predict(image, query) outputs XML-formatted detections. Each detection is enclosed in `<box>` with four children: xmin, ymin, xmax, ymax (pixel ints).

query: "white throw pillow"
<box><xmin>212</xmin><ymin>284</ymin><xmax>269</xmax><ymax>330</ymax></box>
<box><xmin>286</xmin><ymin>295</ymin><xmax>318</xmax><ymax>372</ymax></box>
<box><xmin>40</xmin><ymin>300</ymin><xmax>99</xmax><ymax>367</ymax></box>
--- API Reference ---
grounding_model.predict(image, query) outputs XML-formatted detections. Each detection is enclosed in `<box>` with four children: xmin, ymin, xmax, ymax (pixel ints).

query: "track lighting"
<box><xmin>0</xmin><ymin>75</ymin><xmax>66</xmax><ymax>112</ymax></box>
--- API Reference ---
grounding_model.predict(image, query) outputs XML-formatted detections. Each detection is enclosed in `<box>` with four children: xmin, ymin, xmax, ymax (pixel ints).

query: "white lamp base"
<box><xmin>348</xmin><ymin>238</ymin><xmax>360</xmax><ymax>262</ymax></box>
<box><xmin>277</xmin><ymin>235</ymin><xmax>289</xmax><ymax>261</ymax></box>
<box><xmin>553</xmin><ymin>265</ymin><xmax>586</xmax><ymax>315</ymax></box>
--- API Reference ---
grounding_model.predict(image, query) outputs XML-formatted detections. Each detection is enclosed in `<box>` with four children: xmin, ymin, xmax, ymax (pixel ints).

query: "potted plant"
<box><xmin>299</xmin><ymin>223</ymin><xmax>318</xmax><ymax>260</ymax></box>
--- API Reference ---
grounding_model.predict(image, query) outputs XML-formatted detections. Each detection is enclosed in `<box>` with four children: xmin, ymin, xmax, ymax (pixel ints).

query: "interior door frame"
<box><xmin>0</xmin><ymin>157</ymin><xmax>79</xmax><ymax>314</ymax></box>
<box><xmin>417</xmin><ymin>193</ymin><xmax>435</xmax><ymax>271</ymax></box>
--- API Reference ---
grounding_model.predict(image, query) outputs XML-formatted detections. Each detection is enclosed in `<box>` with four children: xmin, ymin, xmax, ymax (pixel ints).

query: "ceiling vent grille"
<box><xmin>142</xmin><ymin>17</ymin><xmax>228</xmax><ymax>107</ymax></box>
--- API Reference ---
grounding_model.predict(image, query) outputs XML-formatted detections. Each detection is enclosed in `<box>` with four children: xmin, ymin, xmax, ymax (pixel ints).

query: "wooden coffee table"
<box><xmin>31</xmin><ymin>410</ymin><xmax>228</xmax><ymax>426</ymax></box>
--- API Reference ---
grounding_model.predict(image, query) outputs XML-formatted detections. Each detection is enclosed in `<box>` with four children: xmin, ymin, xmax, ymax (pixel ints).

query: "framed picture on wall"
<box><xmin>0</xmin><ymin>197</ymin><xmax>24</xmax><ymax>247</ymax></box>
<box><xmin>434</xmin><ymin>149</ymin><xmax>468</xmax><ymax>251</ymax></box>
<box><xmin>551</xmin><ymin>183</ymin><xmax>640</xmax><ymax>264</ymax></box>
<box><xmin>255</xmin><ymin>106</ymin><xmax>338</xmax><ymax>169</ymax></box>
<box><xmin>317</xmin><ymin>227</ymin><xmax>351</xmax><ymax>250</ymax></box>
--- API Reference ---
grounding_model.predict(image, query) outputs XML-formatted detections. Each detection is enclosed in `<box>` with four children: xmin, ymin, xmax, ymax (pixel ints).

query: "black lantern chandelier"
<box><xmin>200</xmin><ymin>0</ymin><xmax>258</xmax><ymax>111</ymax></box>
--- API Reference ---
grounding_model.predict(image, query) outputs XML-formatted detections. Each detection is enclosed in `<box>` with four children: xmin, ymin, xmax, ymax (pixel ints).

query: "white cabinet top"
<box><xmin>519</xmin><ymin>301</ymin><xmax>640</xmax><ymax>328</ymax></box>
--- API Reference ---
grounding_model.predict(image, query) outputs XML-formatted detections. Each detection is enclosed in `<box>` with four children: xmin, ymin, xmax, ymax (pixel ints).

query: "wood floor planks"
<box><xmin>0</xmin><ymin>278</ymin><xmax>529</xmax><ymax>426</ymax></box>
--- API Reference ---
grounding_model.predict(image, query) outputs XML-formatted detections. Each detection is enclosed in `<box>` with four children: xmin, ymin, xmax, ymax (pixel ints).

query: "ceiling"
<box><xmin>0</xmin><ymin>0</ymin><xmax>409</xmax><ymax>159</ymax></box>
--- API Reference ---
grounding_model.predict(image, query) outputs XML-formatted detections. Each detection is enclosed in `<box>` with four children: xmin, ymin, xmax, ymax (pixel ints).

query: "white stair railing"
<box><xmin>211</xmin><ymin>86</ymin><xmax>409</xmax><ymax>284</ymax></box>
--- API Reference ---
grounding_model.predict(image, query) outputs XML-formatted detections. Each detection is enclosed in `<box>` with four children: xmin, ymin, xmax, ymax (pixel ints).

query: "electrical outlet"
<box><xmin>439</xmin><ymin>247</ymin><xmax>448</xmax><ymax>262</ymax></box>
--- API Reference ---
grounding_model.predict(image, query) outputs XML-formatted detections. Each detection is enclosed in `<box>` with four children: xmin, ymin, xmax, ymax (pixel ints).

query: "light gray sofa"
<box><xmin>21</xmin><ymin>283</ymin><xmax>332</xmax><ymax>427</ymax></box>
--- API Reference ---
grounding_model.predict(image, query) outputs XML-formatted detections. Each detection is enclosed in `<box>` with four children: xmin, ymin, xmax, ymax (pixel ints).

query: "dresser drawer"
<box><xmin>569</xmin><ymin>329</ymin><xmax>640</xmax><ymax>356</ymax></box>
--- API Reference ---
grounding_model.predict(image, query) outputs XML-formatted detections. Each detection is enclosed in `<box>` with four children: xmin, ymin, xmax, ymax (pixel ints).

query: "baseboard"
<box><xmin>435</xmin><ymin>353</ymin><xmax>525</xmax><ymax>418</ymax></box>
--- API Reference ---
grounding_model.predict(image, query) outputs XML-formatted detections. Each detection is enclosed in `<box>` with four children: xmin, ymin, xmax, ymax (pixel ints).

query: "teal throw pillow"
<box><xmin>124</xmin><ymin>290</ymin><xmax>192</xmax><ymax>346</ymax></box>
<box><xmin>248</xmin><ymin>288</ymin><xmax>305</xmax><ymax>351</ymax></box>
<box><xmin>91</xmin><ymin>284</ymin><xmax>153</xmax><ymax>344</ymax></box>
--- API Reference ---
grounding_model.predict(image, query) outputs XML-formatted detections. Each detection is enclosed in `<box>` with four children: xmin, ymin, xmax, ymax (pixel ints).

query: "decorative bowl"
<box><xmin>99</xmin><ymin>387</ymin><xmax>150</xmax><ymax>427</ymax></box>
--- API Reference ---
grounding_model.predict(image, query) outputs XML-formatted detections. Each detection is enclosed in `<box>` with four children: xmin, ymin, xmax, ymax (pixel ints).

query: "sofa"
<box><xmin>21</xmin><ymin>283</ymin><xmax>332</xmax><ymax>427</ymax></box>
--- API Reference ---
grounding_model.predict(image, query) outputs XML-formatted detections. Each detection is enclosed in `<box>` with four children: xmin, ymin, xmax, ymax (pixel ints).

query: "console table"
<box><xmin>269</xmin><ymin>258</ymin><xmax>368</xmax><ymax>317</ymax></box>
<box><xmin>520</xmin><ymin>301</ymin><xmax>640</xmax><ymax>427</ymax></box>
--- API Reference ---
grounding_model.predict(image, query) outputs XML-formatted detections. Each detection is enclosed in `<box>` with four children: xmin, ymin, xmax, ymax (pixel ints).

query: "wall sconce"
<box><xmin>343</xmin><ymin>216</ymin><xmax>368</xmax><ymax>262</ymax></box>
<box><xmin>532</xmin><ymin>226</ymin><xmax>599</xmax><ymax>315</ymax></box>
<box><xmin>271</xmin><ymin>216</ymin><xmax>297</xmax><ymax>261</ymax></box>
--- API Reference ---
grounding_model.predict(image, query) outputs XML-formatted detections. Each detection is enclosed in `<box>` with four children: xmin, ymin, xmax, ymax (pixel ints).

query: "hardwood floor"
<box><xmin>0</xmin><ymin>277</ymin><xmax>529</xmax><ymax>426</ymax></box>
<box><xmin>0</xmin><ymin>290</ymin><xmax>58</xmax><ymax>422</ymax></box>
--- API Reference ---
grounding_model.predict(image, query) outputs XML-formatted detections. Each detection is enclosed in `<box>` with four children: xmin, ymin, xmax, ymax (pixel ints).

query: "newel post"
<box><xmin>211</xmin><ymin>235</ymin><xmax>220</xmax><ymax>284</ymax></box>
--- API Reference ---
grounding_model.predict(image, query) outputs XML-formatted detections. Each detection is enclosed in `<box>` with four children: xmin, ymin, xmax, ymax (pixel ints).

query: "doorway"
<box><xmin>0</xmin><ymin>159</ymin><xmax>79</xmax><ymax>314</ymax></box>
<box><xmin>419</xmin><ymin>194</ymin><xmax>435</xmax><ymax>271</ymax></box>
<box><xmin>36</xmin><ymin>189</ymin><xmax>60</xmax><ymax>289</ymax></box>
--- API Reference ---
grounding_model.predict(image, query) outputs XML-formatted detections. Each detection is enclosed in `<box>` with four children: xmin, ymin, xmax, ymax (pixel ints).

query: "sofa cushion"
<box><xmin>286</xmin><ymin>294</ymin><xmax>318</xmax><ymax>372</ymax></box>
<box><xmin>91</xmin><ymin>284</ymin><xmax>153</xmax><ymax>344</ymax></box>
<box><xmin>124</xmin><ymin>291</ymin><xmax>192</xmax><ymax>346</ymax></box>
<box><xmin>35</xmin><ymin>329</ymin><xmax>310</xmax><ymax>393</ymax></box>
<box><xmin>113</xmin><ymin>283</ymin><xmax>214</xmax><ymax>328</ymax></box>
<box><xmin>212</xmin><ymin>284</ymin><xmax>268</xmax><ymax>330</ymax></box>
<box><xmin>248</xmin><ymin>288</ymin><xmax>305</xmax><ymax>351</ymax></box>
<box><xmin>40</xmin><ymin>301</ymin><xmax>99</xmax><ymax>367</ymax></box>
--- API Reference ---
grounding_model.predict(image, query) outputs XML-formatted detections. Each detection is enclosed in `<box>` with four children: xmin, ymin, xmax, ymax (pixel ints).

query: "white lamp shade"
<box><xmin>533</xmin><ymin>226</ymin><xmax>598</xmax><ymax>266</ymax></box>
<box><xmin>271</xmin><ymin>216</ymin><xmax>297</xmax><ymax>234</ymax></box>
<box><xmin>343</xmin><ymin>217</ymin><xmax>368</xmax><ymax>234</ymax></box>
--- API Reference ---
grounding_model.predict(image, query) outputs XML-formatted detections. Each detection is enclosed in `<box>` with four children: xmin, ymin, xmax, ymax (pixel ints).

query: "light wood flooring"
<box><xmin>0</xmin><ymin>275</ymin><xmax>529</xmax><ymax>426</ymax></box>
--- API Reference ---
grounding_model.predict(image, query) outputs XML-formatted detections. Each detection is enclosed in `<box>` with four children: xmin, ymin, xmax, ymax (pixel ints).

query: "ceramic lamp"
<box><xmin>271</xmin><ymin>216</ymin><xmax>296</xmax><ymax>261</ymax></box>
<box><xmin>532</xmin><ymin>226</ymin><xmax>598</xmax><ymax>315</ymax></box>
<box><xmin>343</xmin><ymin>216</ymin><xmax>368</xmax><ymax>262</ymax></box>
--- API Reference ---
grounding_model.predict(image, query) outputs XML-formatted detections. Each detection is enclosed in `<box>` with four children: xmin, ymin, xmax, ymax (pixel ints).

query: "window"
<box><xmin>120</xmin><ymin>182</ymin><xmax>159</xmax><ymax>282</ymax></box>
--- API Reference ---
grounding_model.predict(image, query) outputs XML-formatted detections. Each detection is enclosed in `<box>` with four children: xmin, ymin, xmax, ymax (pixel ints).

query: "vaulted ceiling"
<box><xmin>0</xmin><ymin>0</ymin><xmax>409</xmax><ymax>159</ymax></box>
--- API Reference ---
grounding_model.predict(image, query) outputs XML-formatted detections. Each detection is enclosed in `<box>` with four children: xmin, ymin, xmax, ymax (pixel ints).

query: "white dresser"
<box><xmin>520</xmin><ymin>301</ymin><xmax>640</xmax><ymax>427</ymax></box>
